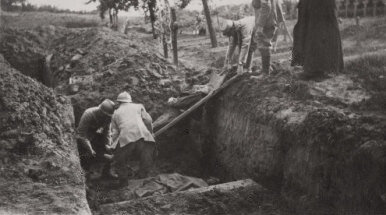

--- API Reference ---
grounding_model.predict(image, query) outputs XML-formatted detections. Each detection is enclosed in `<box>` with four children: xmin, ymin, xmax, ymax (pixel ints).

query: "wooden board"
<box><xmin>154</xmin><ymin>72</ymin><xmax>242</xmax><ymax>138</ymax></box>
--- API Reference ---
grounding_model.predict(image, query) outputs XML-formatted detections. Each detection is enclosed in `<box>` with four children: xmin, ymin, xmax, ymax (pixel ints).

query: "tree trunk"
<box><xmin>149</xmin><ymin>2</ymin><xmax>157</xmax><ymax>39</ymax></box>
<box><xmin>109</xmin><ymin>9</ymin><xmax>113</xmax><ymax>25</ymax></box>
<box><xmin>216</xmin><ymin>14</ymin><xmax>220</xmax><ymax>37</ymax></box>
<box><xmin>169</xmin><ymin>7</ymin><xmax>178</xmax><ymax>66</ymax></box>
<box><xmin>202</xmin><ymin>0</ymin><xmax>217</xmax><ymax>48</ymax></box>
<box><xmin>162</xmin><ymin>34</ymin><xmax>168</xmax><ymax>58</ymax></box>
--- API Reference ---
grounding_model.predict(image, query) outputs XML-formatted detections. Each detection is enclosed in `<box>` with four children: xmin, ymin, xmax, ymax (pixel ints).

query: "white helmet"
<box><xmin>116</xmin><ymin>91</ymin><xmax>132</xmax><ymax>103</ymax></box>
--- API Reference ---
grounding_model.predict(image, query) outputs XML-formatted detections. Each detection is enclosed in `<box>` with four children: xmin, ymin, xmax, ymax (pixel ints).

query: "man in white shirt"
<box><xmin>111</xmin><ymin>91</ymin><xmax>156</xmax><ymax>186</ymax></box>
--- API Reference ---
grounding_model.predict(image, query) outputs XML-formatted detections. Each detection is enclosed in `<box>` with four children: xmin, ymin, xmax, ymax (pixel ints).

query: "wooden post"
<box><xmin>383</xmin><ymin>0</ymin><xmax>386</xmax><ymax>15</ymax></box>
<box><xmin>354</xmin><ymin>0</ymin><xmax>359</xmax><ymax>18</ymax></box>
<box><xmin>149</xmin><ymin>1</ymin><xmax>157</xmax><ymax>39</ymax></box>
<box><xmin>162</xmin><ymin>34</ymin><xmax>168</xmax><ymax>58</ymax></box>
<box><xmin>373</xmin><ymin>0</ymin><xmax>377</xmax><ymax>16</ymax></box>
<box><xmin>169</xmin><ymin>7</ymin><xmax>178</xmax><ymax>66</ymax></box>
<box><xmin>364</xmin><ymin>0</ymin><xmax>369</xmax><ymax>16</ymax></box>
<box><xmin>345</xmin><ymin>0</ymin><xmax>350</xmax><ymax>17</ymax></box>
<box><xmin>202</xmin><ymin>0</ymin><xmax>218</xmax><ymax>48</ymax></box>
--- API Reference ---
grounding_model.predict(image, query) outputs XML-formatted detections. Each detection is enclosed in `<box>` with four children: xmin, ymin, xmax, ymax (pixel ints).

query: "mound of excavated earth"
<box><xmin>0</xmin><ymin>26</ymin><xmax>207</xmax><ymax>123</ymax></box>
<box><xmin>205</xmin><ymin>55</ymin><xmax>386</xmax><ymax>214</ymax></box>
<box><xmin>0</xmin><ymin>55</ymin><xmax>90</xmax><ymax>214</ymax></box>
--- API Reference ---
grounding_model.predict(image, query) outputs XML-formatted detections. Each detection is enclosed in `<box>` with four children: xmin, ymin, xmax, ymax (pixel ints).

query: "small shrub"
<box><xmin>64</xmin><ymin>20</ymin><xmax>101</xmax><ymax>28</ymax></box>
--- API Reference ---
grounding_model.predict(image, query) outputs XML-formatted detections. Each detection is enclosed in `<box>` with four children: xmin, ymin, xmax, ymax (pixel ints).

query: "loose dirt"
<box><xmin>0</xmin><ymin>55</ymin><xmax>90</xmax><ymax>214</ymax></box>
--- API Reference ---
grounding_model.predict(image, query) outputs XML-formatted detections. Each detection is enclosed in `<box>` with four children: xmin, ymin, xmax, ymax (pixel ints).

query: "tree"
<box><xmin>142</xmin><ymin>0</ymin><xmax>157</xmax><ymax>39</ymax></box>
<box><xmin>202</xmin><ymin>0</ymin><xmax>217</xmax><ymax>47</ymax></box>
<box><xmin>87</xmin><ymin>0</ymin><xmax>139</xmax><ymax>30</ymax></box>
<box><xmin>1</xmin><ymin>0</ymin><xmax>26</xmax><ymax>11</ymax></box>
<box><xmin>156</xmin><ymin>0</ymin><xmax>191</xmax><ymax>64</ymax></box>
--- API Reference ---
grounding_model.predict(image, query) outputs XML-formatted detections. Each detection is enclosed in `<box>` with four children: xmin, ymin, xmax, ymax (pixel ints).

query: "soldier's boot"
<box><xmin>260</xmin><ymin>49</ymin><xmax>271</xmax><ymax>75</ymax></box>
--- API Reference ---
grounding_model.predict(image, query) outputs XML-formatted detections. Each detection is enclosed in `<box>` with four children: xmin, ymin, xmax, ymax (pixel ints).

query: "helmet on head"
<box><xmin>99</xmin><ymin>99</ymin><xmax>115</xmax><ymax>116</ymax></box>
<box><xmin>116</xmin><ymin>91</ymin><xmax>132</xmax><ymax>103</ymax></box>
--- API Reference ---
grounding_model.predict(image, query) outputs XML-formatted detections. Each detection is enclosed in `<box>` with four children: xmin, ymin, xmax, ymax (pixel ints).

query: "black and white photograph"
<box><xmin>0</xmin><ymin>0</ymin><xmax>385</xmax><ymax>214</ymax></box>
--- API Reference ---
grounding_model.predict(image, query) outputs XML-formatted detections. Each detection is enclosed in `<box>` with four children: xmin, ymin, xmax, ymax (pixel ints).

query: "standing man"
<box><xmin>292</xmin><ymin>0</ymin><xmax>343</xmax><ymax>80</ymax></box>
<box><xmin>76</xmin><ymin>99</ymin><xmax>116</xmax><ymax>178</ymax></box>
<box><xmin>111</xmin><ymin>92</ymin><xmax>156</xmax><ymax>187</ymax></box>
<box><xmin>252</xmin><ymin>0</ymin><xmax>285</xmax><ymax>74</ymax></box>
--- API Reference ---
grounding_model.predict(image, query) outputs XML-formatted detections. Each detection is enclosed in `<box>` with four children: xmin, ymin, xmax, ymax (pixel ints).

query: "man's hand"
<box><xmin>84</xmin><ymin>140</ymin><xmax>96</xmax><ymax>157</ymax></box>
<box><xmin>90</xmin><ymin>148</ymin><xmax>96</xmax><ymax>157</ymax></box>
<box><xmin>223</xmin><ymin>64</ymin><xmax>232</xmax><ymax>71</ymax></box>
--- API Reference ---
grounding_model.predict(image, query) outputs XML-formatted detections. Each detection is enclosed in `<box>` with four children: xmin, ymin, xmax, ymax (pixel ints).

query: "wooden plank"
<box><xmin>154</xmin><ymin>73</ymin><xmax>243</xmax><ymax>138</ymax></box>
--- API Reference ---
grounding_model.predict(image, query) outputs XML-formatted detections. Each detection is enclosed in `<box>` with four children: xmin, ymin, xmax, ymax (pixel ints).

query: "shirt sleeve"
<box><xmin>110</xmin><ymin>114</ymin><xmax>120</xmax><ymax>148</ymax></box>
<box><xmin>76</xmin><ymin>110</ymin><xmax>93</xmax><ymax>141</ymax></box>
<box><xmin>141</xmin><ymin>106</ymin><xmax>154</xmax><ymax>134</ymax></box>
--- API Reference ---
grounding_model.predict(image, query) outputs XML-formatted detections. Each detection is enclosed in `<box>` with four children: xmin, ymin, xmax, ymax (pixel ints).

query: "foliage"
<box><xmin>1</xmin><ymin>0</ymin><xmax>25</xmax><ymax>11</ymax></box>
<box><xmin>1</xmin><ymin>0</ymin><xmax>96</xmax><ymax>13</ymax></box>
<box><xmin>87</xmin><ymin>0</ymin><xmax>139</xmax><ymax>20</ymax></box>
<box><xmin>214</xmin><ymin>3</ymin><xmax>254</xmax><ymax>20</ymax></box>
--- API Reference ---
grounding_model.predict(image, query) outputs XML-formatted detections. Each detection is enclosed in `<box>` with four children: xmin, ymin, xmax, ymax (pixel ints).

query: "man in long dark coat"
<box><xmin>292</xmin><ymin>0</ymin><xmax>344</xmax><ymax>80</ymax></box>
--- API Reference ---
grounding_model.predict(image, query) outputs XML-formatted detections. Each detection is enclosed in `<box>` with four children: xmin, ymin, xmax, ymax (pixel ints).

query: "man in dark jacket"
<box><xmin>292</xmin><ymin>0</ymin><xmax>344</xmax><ymax>80</ymax></box>
<box><xmin>76</xmin><ymin>99</ymin><xmax>116</xmax><ymax>178</ymax></box>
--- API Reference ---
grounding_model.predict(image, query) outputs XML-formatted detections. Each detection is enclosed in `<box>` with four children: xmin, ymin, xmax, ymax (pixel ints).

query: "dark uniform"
<box><xmin>76</xmin><ymin>107</ymin><xmax>112</xmax><ymax>171</ymax></box>
<box><xmin>292</xmin><ymin>0</ymin><xmax>343</xmax><ymax>79</ymax></box>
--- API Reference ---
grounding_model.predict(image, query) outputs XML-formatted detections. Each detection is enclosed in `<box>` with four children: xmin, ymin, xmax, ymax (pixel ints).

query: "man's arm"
<box><xmin>110</xmin><ymin>114</ymin><xmax>120</xmax><ymax>148</ymax></box>
<box><xmin>76</xmin><ymin>111</ymin><xmax>96</xmax><ymax>156</ymax></box>
<box><xmin>141</xmin><ymin>106</ymin><xmax>154</xmax><ymax>134</ymax></box>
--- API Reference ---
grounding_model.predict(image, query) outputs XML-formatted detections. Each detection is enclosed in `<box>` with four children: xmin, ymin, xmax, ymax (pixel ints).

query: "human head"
<box><xmin>116</xmin><ymin>91</ymin><xmax>132</xmax><ymax>104</ymax></box>
<box><xmin>98</xmin><ymin>99</ymin><xmax>115</xmax><ymax>117</ymax></box>
<box><xmin>222</xmin><ymin>20</ymin><xmax>235</xmax><ymax>37</ymax></box>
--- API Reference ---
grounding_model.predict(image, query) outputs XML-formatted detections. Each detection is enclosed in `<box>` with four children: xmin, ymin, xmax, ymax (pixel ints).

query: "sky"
<box><xmin>27</xmin><ymin>0</ymin><xmax>251</xmax><ymax>13</ymax></box>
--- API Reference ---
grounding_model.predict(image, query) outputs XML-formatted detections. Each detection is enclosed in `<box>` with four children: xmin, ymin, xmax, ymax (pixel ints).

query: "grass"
<box><xmin>1</xmin><ymin>11</ymin><xmax>104</xmax><ymax>29</ymax></box>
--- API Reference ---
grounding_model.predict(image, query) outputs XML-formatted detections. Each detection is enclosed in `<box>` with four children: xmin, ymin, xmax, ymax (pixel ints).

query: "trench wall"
<box><xmin>0</xmin><ymin>55</ymin><xmax>90</xmax><ymax>214</ymax></box>
<box><xmin>206</xmin><ymin>76</ymin><xmax>386</xmax><ymax>213</ymax></box>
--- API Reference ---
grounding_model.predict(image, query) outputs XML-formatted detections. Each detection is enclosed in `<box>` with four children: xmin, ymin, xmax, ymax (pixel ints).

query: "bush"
<box><xmin>64</xmin><ymin>20</ymin><xmax>101</xmax><ymax>28</ymax></box>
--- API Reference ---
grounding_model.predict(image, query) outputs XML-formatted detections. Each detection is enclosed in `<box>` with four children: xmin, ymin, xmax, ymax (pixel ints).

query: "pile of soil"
<box><xmin>205</xmin><ymin>56</ymin><xmax>386</xmax><ymax>213</ymax></box>
<box><xmin>0</xmin><ymin>25</ymin><xmax>205</xmax><ymax>122</ymax></box>
<box><xmin>1</xmin><ymin>25</ymin><xmax>211</xmax><ymax>212</ymax></box>
<box><xmin>0</xmin><ymin>55</ymin><xmax>90</xmax><ymax>214</ymax></box>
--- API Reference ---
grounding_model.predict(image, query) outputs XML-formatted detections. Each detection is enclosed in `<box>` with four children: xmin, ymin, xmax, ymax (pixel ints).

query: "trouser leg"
<box><xmin>114</xmin><ymin>143</ymin><xmax>135</xmax><ymax>183</ymax></box>
<box><xmin>138</xmin><ymin>141</ymin><xmax>156</xmax><ymax>178</ymax></box>
<box><xmin>260</xmin><ymin>49</ymin><xmax>271</xmax><ymax>74</ymax></box>
<box><xmin>255</xmin><ymin>26</ymin><xmax>276</xmax><ymax>74</ymax></box>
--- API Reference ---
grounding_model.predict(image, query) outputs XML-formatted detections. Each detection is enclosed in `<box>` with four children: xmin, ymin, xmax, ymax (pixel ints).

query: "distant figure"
<box><xmin>222</xmin><ymin>16</ymin><xmax>256</xmax><ymax>73</ymax></box>
<box><xmin>76</xmin><ymin>99</ymin><xmax>116</xmax><ymax>178</ymax></box>
<box><xmin>111</xmin><ymin>92</ymin><xmax>156</xmax><ymax>187</ymax></box>
<box><xmin>252</xmin><ymin>0</ymin><xmax>285</xmax><ymax>74</ymax></box>
<box><xmin>194</xmin><ymin>14</ymin><xmax>206</xmax><ymax>35</ymax></box>
<box><xmin>292</xmin><ymin>0</ymin><xmax>344</xmax><ymax>80</ymax></box>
